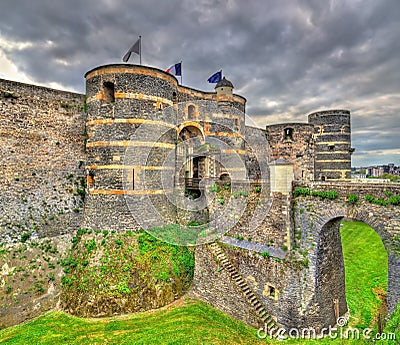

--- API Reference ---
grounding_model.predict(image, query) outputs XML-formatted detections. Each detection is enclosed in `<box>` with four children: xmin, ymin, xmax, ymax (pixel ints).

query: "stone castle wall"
<box><xmin>0</xmin><ymin>79</ymin><xmax>86</xmax><ymax>242</ymax></box>
<box><xmin>266</xmin><ymin>123</ymin><xmax>315</xmax><ymax>181</ymax></box>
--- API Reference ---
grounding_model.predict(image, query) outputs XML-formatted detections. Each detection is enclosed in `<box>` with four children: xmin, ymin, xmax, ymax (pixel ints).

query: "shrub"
<box><xmin>261</xmin><ymin>251</ymin><xmax>271</xmax><ymax>258</ymax></box>
<box><xmin>209</xmin><ymin>183</ymin><xmax>219</xmax><ymax>192</ymax></box>
<box><xmin>255</xmin><ymin>186</ymin><xmax>262</xmax><ymax>193</ymax></box>
<box><xmin>389</xmin><ymin>195</ymin><xmax>400</xmax><ymax>206</ymax></box>
<box><xmin>384</xmin><ymin>191</ymin><xmax>393</xmax><ymax>197</ymax></box>
<box><xmin>293</xmin><ymin>188</ymin><xmax>310</xmax><ymax>197</ymax></box>
<box><xmin>347</xmin><ymin>194</ymin><xmax>359</xmax><ymax>204</ymax></box>
<box><xmin>20</xmin><ymin>232</ymin><xmax>31</xmax><ymax>243</ymax></box>
<box><xmin>235</xmin><ymin>235</ymin><xmax>244</xmax><ymax>241</ymax></box>
<box><xmin>365</xmin><ymin>194</ymin><xmax>374</xmax><ymax>202</ymax></box>
<box><xmin>84</xmin><ymin>239</ymin><xmax>96</xmax><ymax>252</ymax></box>
<box><xmin>187</xmin><ymin>221</ymin><xmax>202</xmax><ymax>227</ymax></box>
<box><xmin>374</xmin><ymin>198</ymin><xmax>387</xmax><ymax>206</ymax></box>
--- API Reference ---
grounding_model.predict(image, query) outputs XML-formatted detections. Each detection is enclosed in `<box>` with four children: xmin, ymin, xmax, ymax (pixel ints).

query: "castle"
<box><xmin>83</xmin><ymin>64</ymin><xmax>352</xmax><ymax>233</ymax></box>
<box><xmin>1</xmin><ymin>64</ymin><xmax>399</xmax><ymax>332</ymax></box>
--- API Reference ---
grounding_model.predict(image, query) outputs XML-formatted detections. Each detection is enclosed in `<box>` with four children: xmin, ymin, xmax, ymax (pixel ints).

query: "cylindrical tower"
<box><xmin>83</xmin><ymin>64</ymin><xmax>178</xmax><ymax>231</ymax></box>
<box><xmin>308</xmin><ymin>109</ymin><xmax>352</xmax><ymax>181</ymax></box>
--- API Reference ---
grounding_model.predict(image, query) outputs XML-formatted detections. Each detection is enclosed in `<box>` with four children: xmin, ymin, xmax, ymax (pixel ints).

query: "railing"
<box><xmin>184</xmin><ymin>178</ymin><xmax>201</xmax><ymax>189</ymax></box>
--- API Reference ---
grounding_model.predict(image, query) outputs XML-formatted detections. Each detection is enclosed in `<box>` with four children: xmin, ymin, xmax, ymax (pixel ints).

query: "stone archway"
<box><xmin>311</xmin><ymin>207</ymin><xmax>400</xmax><ymax>317</ymax></box>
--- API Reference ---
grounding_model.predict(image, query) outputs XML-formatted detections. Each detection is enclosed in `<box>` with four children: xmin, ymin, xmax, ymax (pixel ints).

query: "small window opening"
<box><xmin>172</xmin><ymin>92</ymin><xmax>177</xmax><ymax>102</ymax></box>
<box><xmin>88</xmin><ymin>170</ymin><xmax>95</xmax><ymax>188</ymax></box>
<box><xmin>328</xmin><ymin>144</ymin><xmax>335</xmax><ymax>151</ymax></box>
<box><xmin>268</xmin><ymin>285</ymin><xmax>276</xmax><ymax>298</ymax></box>
<box><xmin>103</xmin><ymin>81</ymin><xmax>115</xmax><ymax>103</ymax></box>
<box><xmin>321</xmin><ymin>176</ymin><xmax>326</xmax><ymax>181</ymax></box>
<box><xmin>284</xmin><ymin>128</ymin><xmax>294</xmax><ymax>140</ymax></box>
<box><xmin>188</xmin><ymin>105</ymin><xmax>195</xmax><ymax>120</ymax></box>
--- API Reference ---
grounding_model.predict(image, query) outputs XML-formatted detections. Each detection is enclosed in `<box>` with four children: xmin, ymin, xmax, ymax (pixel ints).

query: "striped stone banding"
<box><xmin>86</xmin><ymin>92</ymin><xmax>173</xmax><ymax>106</ymax></box>
<box><xmin>315</xmin><ymin>160</ymin><xmax>351</xmax><ymax>163</ymax></box>
<box><xmin>317</xmin><ymin>151</ymin><xmax>351</xmax><ymax>154</ymax></box>
<box><xmin>206</xmin><ymin>132</ymin><xmax>244</xmax><ymax>138</ymax></box>
<box><xmin>87</xmin><ymin>165</ymin><xmax>174</xmax><ymax>170</ymax></box>
<box><xmin>211</xmin><ymin>113</ymin><xmax>242</xmax><ymax>120</ymax></box>
<box><xmin>315</xmin><ymin>132</ymin><xmax>350</xmax><ymax>136</ymax></box>
<box><xmin>86</xmin><ymin>141</ymin><xmax>175</xmax><ymax>149</ymax></box>
<box><xmin>222</xmin><ymin>149</ymin><xmax>246</xmax><ymax>155</ymax></box>
<box><xmin>319</xmin><ymin>169</ymin><xmax>350</xmax><ymax>172</ymax></box>
<box><xmin>316</xmin><ymin>142</ymin><xmax>350</xmax><ymax>145</ymax></box>
<box><xmin>89</xmin><ymin>189</ymin><xmax>171</xmax><ymax>195</ymax></box>
<box><xmin>86</xmin><ymin>118</ymin><xmax>176</xmax><ymax>128</ymax></box>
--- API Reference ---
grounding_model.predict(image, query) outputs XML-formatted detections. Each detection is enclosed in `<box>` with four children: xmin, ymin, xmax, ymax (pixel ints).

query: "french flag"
<box><xmin>166</xmin><ymin>62</ymin><xmax>182</xmax><ymax>76</ymax></box>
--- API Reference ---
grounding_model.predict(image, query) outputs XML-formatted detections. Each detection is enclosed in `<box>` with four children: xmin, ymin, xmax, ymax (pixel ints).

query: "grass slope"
<box><xmin>0</xmin><ymin>299</ymin><xmax>268</xmax><ymax>345</ymax></box>
<box><xmin>341</xmin><ymin>221</ymin><xmax>388</xmax><ymax>329</ymax></box>
<box><xmin>0</xmin><ymin>221</ymin><xmax>394</xmax><ymax>344</ymax></box>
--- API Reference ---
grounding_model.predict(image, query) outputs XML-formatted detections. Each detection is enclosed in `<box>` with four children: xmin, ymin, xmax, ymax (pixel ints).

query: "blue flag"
<box><xmin>207</xmin><ymin>70</ymin><xmax>222</xmax><ymax>83</ymax></box>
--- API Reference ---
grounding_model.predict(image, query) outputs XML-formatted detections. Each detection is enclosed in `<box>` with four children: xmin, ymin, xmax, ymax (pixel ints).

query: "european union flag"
<box><xmin>207</xmin><ymin>70</ymin><xmax>222</xmax><ymax>83</ymax></box>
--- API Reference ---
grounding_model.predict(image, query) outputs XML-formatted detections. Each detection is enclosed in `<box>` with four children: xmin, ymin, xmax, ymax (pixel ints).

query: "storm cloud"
<box><xmin>0</xmin><ymin>0</ymin><xmax>399</xmax><ymax>166</ymax></box>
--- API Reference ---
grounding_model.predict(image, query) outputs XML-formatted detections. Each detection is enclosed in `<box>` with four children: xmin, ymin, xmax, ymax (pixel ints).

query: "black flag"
<box><xmin>123</xmin><ymin>37</ymin><xmax>141</xmax><ymax>63</ymax></box>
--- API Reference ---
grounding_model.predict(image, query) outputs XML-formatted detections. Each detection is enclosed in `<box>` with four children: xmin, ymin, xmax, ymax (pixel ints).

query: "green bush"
<box><xmin>209</xmin><ymin>183</ymin><xmax>219</xmax><ymax>193</ymax></box>
<box><xmin>20</xmin><ymin>232</ymin><xmax>31</xmax><ymax>243</ymax></box>
<box><xmin>261</xmin><ymin>251</ymin><xmax>271</xmax><ymax>258</ymax></box>
<box><xmin>388</xmin><ymin>195</ymin><xmax>400</xmax><ymax>205</ymax></box>
<box><xmin>254</xmin><ymin>186</ymin><xmax>261</xmax><ymax>193</ymax></box>
<box><xmin>347</xmin><ymin>194</ymin><xmax>359</xmax><ymax>204</ymax></box>
<box><xmin>365</xmin><ymin>194</ymin><xmax>374</xmax><ymax>202</ymax></box>
<box><xmin>293</xmin><ymin>187</ymin><xmax>310</xmax><ymax>197</ymax></box>
<box><xmin>365</xmin><ymin>194</ymin><xmax>388</xmax><ymax>206</ymax></box>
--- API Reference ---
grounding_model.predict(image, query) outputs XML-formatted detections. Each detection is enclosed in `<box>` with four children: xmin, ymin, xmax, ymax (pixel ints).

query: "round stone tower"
<box><xmin>210</xmin><ymin>77</ymin><xmax>246</xmax><ymax>181</ymax></box>
<box><xmin>308</xmin><ymin>109</ymin><xmax>352</xmax><ymax>180</ymax></box>
<box><xmin>83</xmin><ymin>64</ymin><xmax>178</xmax><ymax>231</ymax></box>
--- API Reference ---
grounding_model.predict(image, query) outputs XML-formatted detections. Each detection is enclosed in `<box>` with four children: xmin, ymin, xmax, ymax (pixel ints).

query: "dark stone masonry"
<box><xmin>0</xmin><ymin>63</ymin><xmax>399</xmax><ymax>330</ymax></box>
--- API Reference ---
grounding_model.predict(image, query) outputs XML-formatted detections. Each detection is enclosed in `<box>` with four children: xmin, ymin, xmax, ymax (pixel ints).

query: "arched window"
<box><xmin>188</xmin><ymin>105</ymin><xmax>195</xmax><ymax>119</ymax></box>
<box><xmin>103</xmin><ymin>81</ymin><xmax>115</xmax><ymax>103</ymax></box>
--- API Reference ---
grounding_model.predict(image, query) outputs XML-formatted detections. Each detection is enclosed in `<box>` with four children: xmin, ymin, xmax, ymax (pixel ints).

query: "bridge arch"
<box><xmin>311</xmin><ymin>206</ymin><xmax>400</xmax><ymax>317</ymax></box>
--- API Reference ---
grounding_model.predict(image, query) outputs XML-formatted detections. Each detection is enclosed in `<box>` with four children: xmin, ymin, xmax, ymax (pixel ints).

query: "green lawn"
<box><xmin>0</xmin><ymin>299</ymin><xmax>269</xmax><ymax>345</ymax></box>
<box><xmin>0</xmin><ymin>221</ymin><xmax>396</xmax><ymax>345</ymax></box>
<box><xmin>341</xmin><ymin>221</ymin><xmax>388</xmax><ymax>329</ymax></box>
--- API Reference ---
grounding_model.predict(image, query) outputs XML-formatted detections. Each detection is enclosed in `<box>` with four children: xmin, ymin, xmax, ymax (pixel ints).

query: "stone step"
<box><xmin>209</xmin><ymin>242</ymin><xmax>278</xmax><ymax>329</ymax></box>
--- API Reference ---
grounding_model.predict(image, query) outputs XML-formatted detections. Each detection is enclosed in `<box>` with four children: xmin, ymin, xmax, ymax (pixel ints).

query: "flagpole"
<box><xmin>180</xmin><ymin>60</ymin><xmax>183</xmax><ymax>85</ymax></box>
<box><xmin>139</xmin><ymin>35</ymin><xmax>142</xmax><ymax>65</ymax></box>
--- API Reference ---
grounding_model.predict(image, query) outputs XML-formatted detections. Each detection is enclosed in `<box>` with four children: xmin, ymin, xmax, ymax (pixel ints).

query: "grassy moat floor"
<box><xmin>0</xmin><ymin>222</ymin><xmax>398</xmax><ymax>344</ymax></box>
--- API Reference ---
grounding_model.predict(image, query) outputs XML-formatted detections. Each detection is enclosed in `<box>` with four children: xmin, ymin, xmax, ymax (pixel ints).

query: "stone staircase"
<box><xmin>208</xmin><ymin>242</ymin><xmax>278</xmax><ymax>332</ymax></box>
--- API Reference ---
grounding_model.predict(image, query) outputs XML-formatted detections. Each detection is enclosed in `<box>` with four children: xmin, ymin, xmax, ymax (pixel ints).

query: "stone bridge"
<box><xmin>292</xmin><ymin>181</ymin><xmax>400</xmax><ymax>326</ymax></box>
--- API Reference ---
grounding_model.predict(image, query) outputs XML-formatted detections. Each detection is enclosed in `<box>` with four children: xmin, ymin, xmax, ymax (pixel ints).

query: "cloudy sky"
<box><xmin>0</xmin><ymin>0</ymin><xmax>399</xmax><ymax>167</ymax></box>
